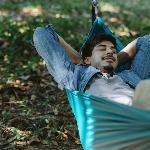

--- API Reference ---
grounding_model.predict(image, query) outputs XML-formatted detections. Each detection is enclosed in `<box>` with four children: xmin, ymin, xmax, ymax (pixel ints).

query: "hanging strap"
<box><xmin>91</xmin><ymin>0</ymin><xmax>99</xmax><ymax>23</ymax></box>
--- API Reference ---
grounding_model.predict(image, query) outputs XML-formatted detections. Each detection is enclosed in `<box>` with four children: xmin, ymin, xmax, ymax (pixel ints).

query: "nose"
<box><xmin>106</xmin><ymin>47</ymin><xmax>113</xmax><ymax>55</ymax></box>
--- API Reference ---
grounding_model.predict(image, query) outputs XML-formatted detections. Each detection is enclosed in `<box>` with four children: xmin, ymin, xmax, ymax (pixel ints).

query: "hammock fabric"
<box><xmin>66</xmin><ymin>16</ymin><xmax>150</xmax><ymax>149</ymax></box>
<box><xmin>67</xmin><ymin>89</ymin><xmax>150</xmax><ymax>150</ymax></box>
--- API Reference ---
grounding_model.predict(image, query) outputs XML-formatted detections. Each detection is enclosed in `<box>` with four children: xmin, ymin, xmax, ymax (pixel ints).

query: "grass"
<box><xmin>0</xmin><ymin>0</ymin><xmax>150</xmax><ymax>149</ymax></box>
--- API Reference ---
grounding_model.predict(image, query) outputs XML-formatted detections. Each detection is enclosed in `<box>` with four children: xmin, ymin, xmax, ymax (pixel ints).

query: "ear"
<box><xmin>84</xmin><ymin>57</ymin><xmax>91</xmax><ymax>65</ymax></box>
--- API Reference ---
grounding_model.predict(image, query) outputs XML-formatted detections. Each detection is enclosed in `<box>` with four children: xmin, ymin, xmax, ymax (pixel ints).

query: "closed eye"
<box><xmin>96</xmin><ymin>44</ymin><xmax>116</xmax><ymax>53</ymax></box>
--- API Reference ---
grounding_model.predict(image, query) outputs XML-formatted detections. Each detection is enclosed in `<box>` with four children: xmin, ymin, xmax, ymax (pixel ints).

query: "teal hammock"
<box><xmin>67</xmin><ymin>89</ymin><xmax>150</xmax><ymax>150</ymax></box>
<box><xmin>66</xmin><ymin>17</ymin><xmax>150</xmax><ymax>150</ymax></box>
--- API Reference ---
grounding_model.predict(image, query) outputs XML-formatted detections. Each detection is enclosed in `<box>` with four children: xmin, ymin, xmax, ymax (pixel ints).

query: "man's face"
<box><xmin>84</xmin><ymin>41</ymin><xmax>118</xmax><ymax>73</ymax></box>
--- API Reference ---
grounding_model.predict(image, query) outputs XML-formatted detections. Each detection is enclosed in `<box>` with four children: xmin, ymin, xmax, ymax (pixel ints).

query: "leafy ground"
<box><xmin>0</xmin><ymin>0</ymin><xmax>150</xmax><ymax>149</ymax></box>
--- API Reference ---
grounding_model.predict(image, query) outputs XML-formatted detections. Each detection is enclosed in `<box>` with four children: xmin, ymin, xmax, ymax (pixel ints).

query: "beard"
<box><xmin>103</xmin><ymin>64</ymin><xmax>114</xmax><ymax>73</ymax></box>
<box><xmin>91</xmin><ymin>57</ymin><xmax>114</xmax><ymax>73</ymax></box>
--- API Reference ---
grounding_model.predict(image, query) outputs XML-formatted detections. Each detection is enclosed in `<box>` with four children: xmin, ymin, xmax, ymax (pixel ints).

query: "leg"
<box><xmin>133</xmin><ymin>80</ymin><xmax>150</xmax><ymax>110</ymax></box>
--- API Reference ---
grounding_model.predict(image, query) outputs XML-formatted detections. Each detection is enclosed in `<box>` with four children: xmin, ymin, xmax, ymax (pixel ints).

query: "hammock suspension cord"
<box><xmin>91</xmin><ymin>0</ymin><xmax>100</xmax><ymax>23</ymax></box>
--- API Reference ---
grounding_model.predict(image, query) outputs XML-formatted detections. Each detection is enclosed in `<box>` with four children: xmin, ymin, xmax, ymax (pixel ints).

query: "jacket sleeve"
<box><xmin>132</xmin><ymin>34</ymin><xmax>150</xmax><ymax>79</ymax></box>
<box><xmin>33</xmin><ymin>25</ymin><xmax>75</xmax><ymax>89</ymax></box>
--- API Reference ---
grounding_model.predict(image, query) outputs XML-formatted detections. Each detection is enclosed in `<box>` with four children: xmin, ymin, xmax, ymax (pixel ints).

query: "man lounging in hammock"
<box><xmin>33</xmin><ymin>25</ymin><xmax>150</xmax><ymax>106</ymax></box>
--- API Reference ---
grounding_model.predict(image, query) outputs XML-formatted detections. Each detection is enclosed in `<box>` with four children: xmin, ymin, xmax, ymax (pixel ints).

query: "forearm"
<box><xmin>58</xmin><ymin>35</ymin><xmax>82</xmax><ymax>64</ymax></box>
<box><xmin>117</xmin><ymin>39</ymin><xmax>137</xmax><ymax>65</ymax></box>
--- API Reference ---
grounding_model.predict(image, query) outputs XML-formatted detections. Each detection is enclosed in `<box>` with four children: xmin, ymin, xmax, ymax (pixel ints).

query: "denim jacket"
<box><xmin>33</xmin><ymin>25</ymin><xmax>150</xmax><ymax>91</ymax></box>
